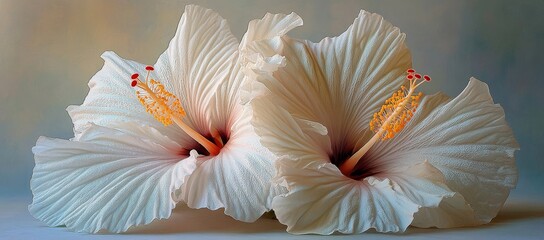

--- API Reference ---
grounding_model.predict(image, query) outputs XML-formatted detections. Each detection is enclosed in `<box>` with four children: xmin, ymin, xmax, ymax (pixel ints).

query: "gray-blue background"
<box><xmin>1</xmin><ymin>0</ymin><xmax>542</xmax><ymax>201</ymax></box>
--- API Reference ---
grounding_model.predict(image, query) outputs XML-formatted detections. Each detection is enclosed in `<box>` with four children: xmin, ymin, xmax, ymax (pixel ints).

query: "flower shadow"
<box><xmin>491</xmin><ymin>201</ymin><xmax>544</xmax><ymax>224</ymax></box>
<box><xmin>125</xmin><ymin>204</ymin><xmax>286</xmax><ymax>234</ymax></box>
<box><xmin>402</xmin><ymin>199</ymin><xmax>544</xmax><ymax>235</ymax></box>
<box><xmin>124</xmin><ymin>199</ymin><xmax>544</xmax><ymax>235</ymax></box>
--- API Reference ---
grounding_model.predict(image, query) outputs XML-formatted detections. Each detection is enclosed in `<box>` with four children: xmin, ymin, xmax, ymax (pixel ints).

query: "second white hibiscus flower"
<box><xmin>245</xmin><ymin>10</ymin><xmax>518</xmax><ymax>234</ymax></box>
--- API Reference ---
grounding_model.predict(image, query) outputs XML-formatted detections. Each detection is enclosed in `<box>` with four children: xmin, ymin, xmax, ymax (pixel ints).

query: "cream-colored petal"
<box><xmin>154</xmin><ymin>5</ymin><xmax>239</xmax><ymax>135</ymax></box>
<box><xmin>246</xmin><ymin>10</ymin><xmax>411</xmax><ymax>151</ymax></box>
<box><xmin>29</xmin><ymin>123</ymin><xmax>196</xmax><ymax>233</ymax></box>
<box><xmin>371</xmin><ymin>78</ymin><xmax>518</xmax><ymax>225</ymax></box>
<box><xmin>67</xmin><ymin>51</ymin><xmax>187</xmax><ymax>143</ymax></box>
<box><xmin>182</xmin><ymin>108</ymin><xmax>283</xmax><ymax>222</ymax></box>
<box><xmin>272</xmin><ymin>159</ymin><xmax>419</xmax><ymax>234</ymax></box>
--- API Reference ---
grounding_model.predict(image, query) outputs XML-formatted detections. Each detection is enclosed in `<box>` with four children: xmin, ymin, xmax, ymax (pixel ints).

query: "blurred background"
<box><xmin>1</xmin><ymin>0</ymin><xmax>543</xmax><ymax>202</ymax></box>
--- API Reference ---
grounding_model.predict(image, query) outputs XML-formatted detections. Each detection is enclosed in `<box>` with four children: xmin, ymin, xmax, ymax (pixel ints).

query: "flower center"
<box><xmin>338</xmin><ymin>69</ymin><xmax>431</xmax><ymax>177</ymax></box>
<box><xmin>130</xmin><ymin>66</ymin><xmax>222</xmax><ymax>156</ymax></box>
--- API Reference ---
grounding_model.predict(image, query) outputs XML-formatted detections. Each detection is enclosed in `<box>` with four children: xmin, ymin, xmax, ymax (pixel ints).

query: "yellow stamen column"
<box><xmin>130</xmin><ymin>66</ymin><xmax>221</xmax><ymax>156</ymax></box>
<box><xmin>339</xmin><ymin>69</ymin><xmax>430</xmax><ymax>177</ymax></box>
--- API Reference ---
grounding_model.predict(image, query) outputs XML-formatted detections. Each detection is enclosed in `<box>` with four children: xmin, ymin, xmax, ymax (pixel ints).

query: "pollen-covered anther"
<box><xmin>135</xmin><ymin>79</ymin><xmax>185</xmax><ymax>126</ymax></box>
<box><xmin>129</xmin><ymin>67</ymin><xmax>185</xmax><ymax>126</ymax></box>
<box><xmin>371</xmin><ymin>69</ymin><xmax>430</xmax><ymax>140</ymax></box>
<box><xmin>370</xmin><ymin>89</ymin><xmax>423</xmax><ymax>140</ymax></box>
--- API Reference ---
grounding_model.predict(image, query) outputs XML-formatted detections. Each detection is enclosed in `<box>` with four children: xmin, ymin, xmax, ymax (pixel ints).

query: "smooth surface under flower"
<box><xmin>246</xmin><ymin>10</ymin><xmax>519</xmax><ymax>234</ymax></box>
<box><xmin>29</xmin><ymin>5</ymin><xmax>301</xmax><ymax>233</ymax></box>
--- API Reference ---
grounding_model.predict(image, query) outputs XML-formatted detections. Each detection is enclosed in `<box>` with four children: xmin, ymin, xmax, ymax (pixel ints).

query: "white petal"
<box><xmin>29</xmin><ymin>123</ymin><xmax>196</xmax><ymax>233</ymax></box>
<box><xmin>181</xmin><ymin>108</ymin><xmax>283</xmax><ymax>222</ymax></box>
<box><xmin>247</xmin><ymin>10</ymin><xmax>411</xmax><ymax>150</ymax></box>
<box><xmin>272</xmin><ymin>160</ymin><xmax>419</xmax><ymax>234</ymax></box>
<box><xmin>371</xmin><ymin>78</ymin><xmax>518</xmax><ymax>225</ymax></box>
<box><xmin>154</xmin><ymin>5</ymin><xmax>239</xmax><ymax>134</ymax></box>
<box><xmin>67</xmin><ymin>52</ymin><xmax>186</xmax><ymax>142</ymax></box>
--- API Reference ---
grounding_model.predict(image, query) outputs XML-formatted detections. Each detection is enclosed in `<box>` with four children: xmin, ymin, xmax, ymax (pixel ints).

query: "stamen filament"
<box><xmin>211</xmin><ymin>128</ymin><xmax>224</xmax><ymax>148</ymax></box>
<box><xmin>171</xmin><ymin>117</ymin><xmax>221</xmax><ymax>156</ymax></box>
<box><xmin>339</xmin><ymin>70</ymin><xmax>430</xmax><ymax>176</ymax></box>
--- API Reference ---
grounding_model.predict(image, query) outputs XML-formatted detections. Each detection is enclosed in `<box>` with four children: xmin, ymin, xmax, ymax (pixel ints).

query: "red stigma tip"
<box><xmin>146</xmin><ymin>66</ymin><xmax>154</xmax><ymax>71</ymax></box>
<box><xmin>424</xmin><ymin>75</ymin><xmax>431</xmax><ymax>81</ymax></box>
<box><xmin>131</xmin><ymin>73</ymin><xmax>139</xmax><ymax>79</ymax></box>
<box><xmin>406</xmin><ymin>74</ymin><xmax>414</xmax><ymax>80</ymax></box>
<box><xmin>414</xmin><ymin>74</ymin><xmax>422</xmax><ymax>79</ymax></box>
<box><xmin>131</xmin><ymin>80</ymin><xmax>138</xmax><ymax>87</ymax></box>
<box><xmin>407</xmin><ymin>69</ymin><xmax>415</xmax><ymax>73</ymax></box>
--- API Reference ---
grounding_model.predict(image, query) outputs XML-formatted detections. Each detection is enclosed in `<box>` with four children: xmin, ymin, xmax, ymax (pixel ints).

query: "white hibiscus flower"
<box><xmin>245</xmin><ymin>10</ymin><xmax>519</xmax><ymax>234</ymax></box>
<box><xmin>29</xmin><ymin>5</ymin><xmax>302</xmax><ymax>233</ymax></box>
